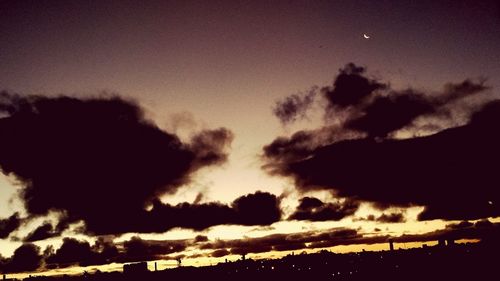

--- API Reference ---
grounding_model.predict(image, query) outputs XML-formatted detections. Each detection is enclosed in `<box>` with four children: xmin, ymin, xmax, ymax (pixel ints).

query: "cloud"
<box><xmin>439</xmin><ymin>79</ymin><xmax>489</xmax><ymax>104</ymax></box>
<box><xmin>189</xmin><ymin>128</ymin><xmax>234</xmax><ymax>168</ymax></box>
<box><xmin>267</xmin><ymin>107</ymin><xmax>500</xmax><ymax>220</ymax></box>
<box><xmin>0</xmin><ymin>212</ymin><xmax>20</xmax><ymax>239</ymax></box>
<box><xmin>356</xmin><ymin>212</ymin><xmax>406</xmax><ymax>223</ymax></box>
<box><xmin>323</xmin><ymin>63</ymin><xmax>386</xmax><ymax>109</ymax></box>
<box><xmin>199</xmin><ymin>228</ymin><xmax>365</xmax><ymax>256</ymax></box>
<box><xmin>446</xmin><ymin>221</ymin><xmax>473</xmax><ymax>230</ymax></box>
<box><xmin>230</xmin><ymin>191</ymin><xmax>282</xmax><ymax>226</ymax></box>
<box><xmin>266</xmin><ymin>64</ymin><xmax>488</xmax><ymax>165</ymax></box>
<box><xmin>198</xmin><ymin>221</ymin><xmax>500</xmax><ymax>257</ymax></box>
<box><xmin>345</xmin><ymin>79</ymin><xmax>489</xmax><ymax>138</ymax></box>
<box><xmin>1</xmin><ymin>243</ymin><xmax>42</xmax><ymax>273</ymax></box>
<box><xmin>194</xmin><ymin>235</ymin><xmax>209</xmax><ymax>243</ymax></box>
<box><xmin>23</xmin><ymin>222</ymin><xmax>60</xmax><ymax>242</ymax></box>
<box><xmin>0</xmin><ymin>93</ymin><xmax>233</xmax><ymax>236</ymax></box>
<box><xmin>45</xmin><ymin>238</ymin><xmax>95</xmax><ymax>268</ymax></box>
<box><xmin>211</xmin><ymin>249</ymin><xmax>230</xmax><ymax>258</ymax></box>
<box><xmin>345</xmin><ymin>90</ymin><xmax>435</xmax><ymax>138</ymax></box>
<box><xmin>375</xmin><ymin>212</ymin><xmax>406</xmax><ymax>223</ymax></box>
<box><xmin>5</xmin><ymin>222</ymin><xmax>500</xmax><ymax>272</ymax></box>
<box><xmin>118</xmin><ymin>236</ymin><xmax>187</xmax><ymax>263</ymax></box>
<box><xmin>41</xmin><ymin>236</ymin><xmax>187</xmax><ymax>270</ymax></box>
<box><xmin>273</xmin><ymin>87</ymin><xmax>317</xmax><ymax>125</ymax></box>
<box><xmin>288</xmin><ymin>197</ymin><xmax>359</xmax><ymax>221</ymax></box>
<box><xmin>395</xmin><ymin>219</ymin><xmax>500</xmax><ymax>244</ymax></box>
<box><xmin>77</xmin><ymin>191</ymin><xmax>281</xmax><ymax>235</ymax></box>
<box><xmin>264</xmin><ymin>64</ymin><xmax>496</xmax><ymax>221</ymax></box>
<box><xmin>263</xmin><ymin>125</ymin><xmax>358</xmax><ymax>166</ymax></box>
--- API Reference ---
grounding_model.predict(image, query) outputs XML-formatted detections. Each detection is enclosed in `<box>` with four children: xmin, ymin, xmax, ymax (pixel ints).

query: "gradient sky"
<box><xmin>1</xmin><ymin>0</ymin><xmax>500</xmax><ymax>277</ymax></box>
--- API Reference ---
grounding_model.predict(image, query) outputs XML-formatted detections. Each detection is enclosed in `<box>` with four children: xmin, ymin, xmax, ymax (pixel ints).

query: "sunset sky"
<box><xmin>1</xmin><ymin>0</ymin><xmax>500</xmax><ymax>278</ymax></box>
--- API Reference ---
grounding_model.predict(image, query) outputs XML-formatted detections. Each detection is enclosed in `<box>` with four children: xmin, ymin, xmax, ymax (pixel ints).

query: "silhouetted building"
<box><xmin>438</xmin><ymin>239</ymin><xmax>446</xmax><ymax>247</ymax></box>
<box><xmin>389</xmin><ymin>239</ymin><xmax>394</xmax><ymax>251</ymax></box>
<box><xmin>123</xmin><ymin>262</ymin><xmax>148</xmax><ymax>275</ymax></box>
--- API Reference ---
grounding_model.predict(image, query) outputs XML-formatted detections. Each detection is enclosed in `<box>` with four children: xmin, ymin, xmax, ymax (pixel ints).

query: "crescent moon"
<box><xmin>363</xmin><ymin>34</ymin><xmax>370</xmax><ymax>39</ymax></box>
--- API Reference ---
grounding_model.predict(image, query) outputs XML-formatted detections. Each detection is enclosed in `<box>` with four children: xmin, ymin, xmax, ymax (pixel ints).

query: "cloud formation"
<box><xmin>264</xmin><ymin>63</ymin><xmax>496</xmax><ymax>221</ymax></box>
<box><xmin>200</xmin><ymin>220</ymin><xmax>499</xmax><ymax>258</ymax></box>
<box><xmin>24</xmin><ymin>222</ymin><xmax>61</xmax><ymax>242</ymax></box>
<box><xmin>127</xmin><ymin>191</ymin><xmax>282</xmax><ymax>234</ymax></box>
<box><xmin>0</xmin><ymin>213</ymin><xmax>20</xmax><ymax>239</ymax></box>
<box><xmin>2</xmin><ymin>221</ymin><xmax>499</xmax><ymax>273</ymax></box>
<box><xmin>273</xmin><ymin>87</ymin><xmax>317</xmax><ymax>125</ymax></box>
<box><xmin>323</xmin><ymin>63</ymin><xmax>386</xmax><ymax>109</ymax></box>
<box><xmin>288</xmin><ymin>197</ymin><xmax>359</xmax><ymax>221</ymax></box>
<box><xmin>361</xmin><ymin>212</ymin><xmax>406</xmax><ymax>223</ymax></box>
<box><xmin>0</xmin><ymin>243</ymin><xmax>42</xmax><ymax>274</ymax></box>
<box><xmin>0</xmin><ymin>93</ymin><xmax>234</xmax><ymax>236</ymax></box>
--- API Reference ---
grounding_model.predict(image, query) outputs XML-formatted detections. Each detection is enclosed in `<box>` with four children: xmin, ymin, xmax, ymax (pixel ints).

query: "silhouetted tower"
<box><xmin>389</xmin><ymin>239</ymin><xmax>394</xmax><ymax>251</ymax></box>
<box><xmin>154</xmin><ymin>262</ymin><xmax>157</xmax><ymax>272</ymax></box>
<box><xmin>241</xmin><ymin>254</ymin><xmax>246</xmax><ymax>261</ymax></box>
<box><xmin>176</xmin><ymin>257</ymin><xmax>182</xmax><ymax>267</ymax></box>
<box><xmin>3</xmin><ymin>274</ymin><xmax>6</xmax><ymax>281</ymax></box>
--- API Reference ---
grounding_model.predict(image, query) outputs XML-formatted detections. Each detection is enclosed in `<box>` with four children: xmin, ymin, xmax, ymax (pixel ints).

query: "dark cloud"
<box><xmin>345</xmin><ymin>91</ymin><xmax>435</xmax><ymax>138</ymax></box>
<box><xmin>211</xmin><ymin>249</ymin><xmax>230</xmax><ymax>258</ymax></box>
<box><xmin>440</xmin><ymin>79</ymin><xmax>489</xmax><ymax>103</ymax></box>
<box><xmin>446</xmin><ymin>221</ymin><xmax>473</xmax><ymax>230</ymax></box>
<box><xmin>7</xmin><ymin>222</ymin><xmax>500</xmax><ymax>272</ymax></box>
<box><xmin>2</xmin><ymin>191</ymin><xmax>280</xmax><ymax>239</ymax></box>
<box><xmin>0</xmin><ymin>212</ymin><xmax>20</xmax><ymax>239</ymax></box>
<box><xmin>1</xmin><ymin>243</ymin><xmax>42</xmax><ymax>273</ymax></box>
<box><xmin>346</xmin><ymin>79</ymin><xmax>489</xmax><ymax>138</ymax></box>
<box><xmin>266</xmin><ymin>105</ymin><xmax>500</xmax><ymax>220</ymax></box>
<box><xmin>264</xmin><ymin>64</ymin><xmax>497</xmax><ymax>221</ymax></box>
<box><xmin>273</xmin><ymin>87</ymin><xmax>317</xmax><ymax>125</ymax></box>
<box><xmin>267</xmin><ymin>65</ymin><xmax>488</xmax><ymax>165</ymax></box>
<box><xmin>75</xmin><ymin>191</ymin><xmax>281</xmax><ymax>235</ymax></box>
<box><xmin>263</xmin><ymin>125</ymin><xmax>356</xmax><ymax>166</ymax></box>
<box><xmin>0</xmin><ymin>93</ymin><xmax>233</xmax><ymax>235</ymax></box>
<box><xmin>189</xmin><ymin>128</ymin><xmax>234</xmax><ymax>168</ymax></box>
<box><xmin>198</xmin><ymin>222</ymin><xmax>500</xmax><ymax>258</ymax></box>
<box><xmin>288</xmin><ymin>197</ymin><xmax>359</xmax><ymax>221</ymax></box>
<box><xmin>24</xmin><ymin>222</ymin><xmax>60</xmax><ymax>242</ymax></box>
<box><xmin>193</xmin><ymin>193</ymin><xmax>204</xmax><ymax>204</ymax></box>
<box><xmin>375</xmin><ymin>212</ymin><xmax>406</xmax><ymax>223</ymax></box>
<box><xmin>230</xmin><ymin>191</ymin><xmax>282</xmax><ymax>226</ymax></box>
<box><xmin>323</xmin><ymin>63</ymin><xmax>386</xmax><ymax>109</ymax></box>
<box><xmin>194</xmin><ymin>235</ymin><xmax>209</xmax><ymax>243</ymax></box>
<box><xmin>119</xmin><ymin>236</ymin><xmax>187</xmax><ymax>263</ymax></box>
<box><xmin>45</xmin><ymin>238</ymin><xmax>95</xmax><ymax>267</ymax></box>
<box><xmin>199</xmin><ymin>228</ymin><xmax>366</xmax><ymax>256</ymax></box>
<box><xmin>356</xmin><ymin>212</ymin><xmax>406</xmax><ymax>223</ymax></box>
<box><xmin>40</xmin><ymin>236</ymin><xmax>188</xmax><ymax>270</ymax></box>
<box><xmin>44</xmin><ymin>236</ymin><xmax>187</xmax><ymax>270</ymax></box>
<box><xmin>395</xmin><ymin>219</ymin><xmax>500</xmax><ymax>244</ymax></box>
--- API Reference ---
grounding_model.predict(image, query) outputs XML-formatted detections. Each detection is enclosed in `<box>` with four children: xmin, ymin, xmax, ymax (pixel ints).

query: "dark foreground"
<box><xmin>13</xmin><ymin>241</ymin><xmax>500</xmax><ymax>281</ymax></box>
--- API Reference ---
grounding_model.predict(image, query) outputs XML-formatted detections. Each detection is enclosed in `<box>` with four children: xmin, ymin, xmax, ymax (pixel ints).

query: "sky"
<box><xmin>1</xmin><ymin>0</ymin><xmax>500</xmax><ymax>277</ymax></box>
